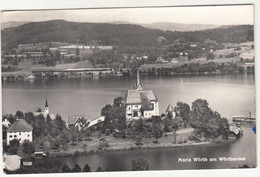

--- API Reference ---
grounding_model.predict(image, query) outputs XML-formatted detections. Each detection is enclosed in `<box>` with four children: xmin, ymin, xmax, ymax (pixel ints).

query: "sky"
<box><xmin>1</xmin><ymin>4</ymin><xmax>254</xmax><ymax>25</ymax></box>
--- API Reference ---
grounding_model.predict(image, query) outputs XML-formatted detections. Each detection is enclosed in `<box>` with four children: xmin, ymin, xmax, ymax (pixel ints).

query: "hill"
<box><xmin>1</xmin><ymin>21</ymin><xmax>30</xmax><ymax>29</ymax></box>
<box><xmin>1</xmin><ymin>20</ymin><xmax>254</xmax><ymax>50</ymax></box>
<box><xmin>142</xmin><ymin>22</ymin><xmax>219</xmax><ymax>32</ymax></box>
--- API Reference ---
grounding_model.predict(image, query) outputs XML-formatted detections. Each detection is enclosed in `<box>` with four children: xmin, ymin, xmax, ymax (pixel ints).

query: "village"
<box><xmin>2</xmin><ymin>70</ymin><xmax>243</xmax><ymax>173</ymax></box>
<box><xmin>1</xmin><ymin>38</ymin><xmax>255</xmax><ymax>82</ymax></box>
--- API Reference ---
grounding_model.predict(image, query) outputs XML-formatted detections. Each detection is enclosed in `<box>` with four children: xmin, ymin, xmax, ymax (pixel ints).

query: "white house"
<box><xmin>7</xmin><ymin>119</ymin><xmax>33</xmax><ymax>145</ymax></box>
<box><xmin>123</xmin><ymin>70</ymin><xmax>159</xmax><ymax>120</ymax></box>
<box><xmin>2</xmin><ymin>118</ymin><xmax>11</xmax><ymax>128</ymax></box>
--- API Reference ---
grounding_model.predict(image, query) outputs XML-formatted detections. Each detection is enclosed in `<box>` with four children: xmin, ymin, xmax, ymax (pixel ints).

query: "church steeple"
<box><xmin>136</xmin><ymin>69</ymin><xmax>143</xmax><ymax>90</ymax></box>
<box><xmin>44</xmin><ymin>96</ymin><xmax>49</xmax><ymax>116</ymax></box>
<box><xmin>45</xmin><ymin>97</ymin><xmax>49</xmax><ymax>108</ymax></box>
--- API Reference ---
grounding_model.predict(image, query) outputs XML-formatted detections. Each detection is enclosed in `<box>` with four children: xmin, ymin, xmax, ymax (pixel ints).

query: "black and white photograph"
<box><xmin>0</xmin><ymin>2</ymin><xmax>257</xmax><ymax>175</ymax></box>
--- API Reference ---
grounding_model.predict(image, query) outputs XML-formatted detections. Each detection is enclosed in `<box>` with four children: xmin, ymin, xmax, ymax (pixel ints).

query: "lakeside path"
<box><xmin>47</xmin><ymin>133</ymin><xmax>230</xmax><ymax>158</ymax></box>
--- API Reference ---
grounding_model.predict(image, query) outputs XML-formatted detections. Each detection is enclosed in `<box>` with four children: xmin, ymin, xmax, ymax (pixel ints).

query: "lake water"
<box><xmin>2</xmin><ymin>73</ymin><xmax>255</xmax><ymax>122</ymax></box>
<box><xmin>1</xmin><ymin>73</ymin><xmax>256</xmax><ymax>170</ymax></box>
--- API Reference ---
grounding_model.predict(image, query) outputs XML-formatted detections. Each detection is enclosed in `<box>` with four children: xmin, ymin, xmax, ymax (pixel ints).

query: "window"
<box><xmin>28</xmin><ymin>135</ymin><xmax>30</xmax><ymax>137</ymax></box>
<box><xmin>19</xmin><ymin>132</ymin><xmax>21</xmax><ymax>135</ymax></box>
<box><xmin>128</xmin><ymin>107</ymin><xmax>131</xmax><ymax>111</ymax></box>
<box><xmin>14</xmin><ymin>135</ymin><xmax>17</xmax><ymax>138</ymax></box>
<box><xmin>9</xmin><ymin>135</ymin><xmax>12</xmax><ymax>138</ymax></box>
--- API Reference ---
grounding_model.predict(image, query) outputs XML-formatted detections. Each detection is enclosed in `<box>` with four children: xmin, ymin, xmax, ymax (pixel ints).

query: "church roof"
<box><xmin>123</xmin><ymin>89</ymin><xmax>157</xmax><ymax>105</ymax></box>
<box><xmin>140</xmin><ymin>92</ymin><xmax>153</xmax><ymax>110</ymax></box>
<box><xmin>7</xmin><ymin>119</ymin><xmax>33</xmax><ymax>132</ymax></box>
<box><xmin>166</xmin><ymin>104</ymin><xmax>174</xmax><ymax>112</ymax></box>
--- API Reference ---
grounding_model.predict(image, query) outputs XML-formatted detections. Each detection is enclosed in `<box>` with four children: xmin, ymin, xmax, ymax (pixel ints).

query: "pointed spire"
<box><xmin>45</xmin><ymin>96</ymin><xmax>48</xmax><ymax>108</ymax></box>
<box><xmin>166</xmin><ymin>104</ymin><xmax>174</xmax><ymax>112</ymax></box>
<box><xmin>136</xmin><ymin>69</ymin><xmax>143</xmax><ymax>90</ymax></box>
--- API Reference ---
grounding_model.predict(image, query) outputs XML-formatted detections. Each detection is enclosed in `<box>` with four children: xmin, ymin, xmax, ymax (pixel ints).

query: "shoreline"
<box><xmin>1</xmin><ymin>70</ymin><xmax>254</xmax><ymax>82</ymax></box>
<box><xmin>48</xmin><ymin>139</ymin><xmax>234</xmax><ymax>158</ymax></box>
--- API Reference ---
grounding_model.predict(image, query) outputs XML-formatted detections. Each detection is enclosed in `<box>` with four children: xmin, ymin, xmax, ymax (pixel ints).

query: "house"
<box><xmin>86</xmin><ymin>116</ymin><xmax>105</xmax><ymax>128</ymax></box>
<box><xmin>2</xmin><ymin>118</ymin><xmax>11</xmax><ymax>128</ymax></box>
<box><xmin>67</xmin><ymin>115</ymin><xmax>87</xmax><ymax>131</ymax></box>
<box><xmin>7</xmin><ymin>119</ymin><xmax>33</xmax><ymax>145</ymax></box>
<box><xmin>3</xmin><ymin>154</ymin><xmax>22</xmax><ymax>171</ymax></box>
<box><xmin>240</xmin><ymin>50</ymin><xmax>254</xmax><ymax>62</ymax></box>
<box><xmin>178</xmin><ymin>52</ymin><xmax>188</xmax><ymax>62</ymax></box>
<box><xmin>122</xmin><ymin>70</ymin><xmax>159</xmax><ymax>120</ymax></box>
<box><xmin>166</xmin><ymin>104</ymin><xmax>176</xmax><ymax>119</ymax></box>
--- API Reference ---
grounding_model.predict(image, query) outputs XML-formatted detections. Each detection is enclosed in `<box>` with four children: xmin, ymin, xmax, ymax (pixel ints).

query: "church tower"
<box><xmin>136</xmin><ymin>69</ymin><xmax>143</xmax><ymax>90</ymax></box>
<box><xmin>44</xmin><ymin>97</ymin><xmax>50</xmax><ymax>116</ymax></box>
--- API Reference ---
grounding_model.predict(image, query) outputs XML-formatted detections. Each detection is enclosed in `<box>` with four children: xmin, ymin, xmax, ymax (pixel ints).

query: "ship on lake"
<box><xmin>232</xmin><ymin>112</ymin><xmax>256</xmax><ymax>122</ymax></box>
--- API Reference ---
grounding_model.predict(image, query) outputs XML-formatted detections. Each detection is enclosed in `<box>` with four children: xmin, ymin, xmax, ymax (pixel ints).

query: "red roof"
<box><xmin>7</xmin><ymin>119</ymin><xmax>33</xmax><ymax>132</ymax></box>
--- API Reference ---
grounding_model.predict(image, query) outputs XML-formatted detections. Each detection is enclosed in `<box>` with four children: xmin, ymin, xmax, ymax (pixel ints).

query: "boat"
<box><xmin>33</xmin><ymin>152</ymin><xmax>47</xmax><ymax>159</ymax></box>
<box><xmin>232</xmin><ymin>112</ymin><xmax>256</xmax><ymax>122</ymax></box>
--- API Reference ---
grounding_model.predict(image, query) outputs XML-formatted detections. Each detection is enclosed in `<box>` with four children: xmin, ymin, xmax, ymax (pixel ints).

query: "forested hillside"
<box><xmin>1</xmin><ymin>20</ymin><xmax>254</xmax><ymax>50</ymax></box>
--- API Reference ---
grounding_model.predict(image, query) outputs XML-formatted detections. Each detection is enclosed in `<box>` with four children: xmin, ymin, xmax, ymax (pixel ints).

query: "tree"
<box><xmin>113</xmin><ymin>97</ymin><xmax>123</xmax><ymax>107</ymax></box>
<box><xmin>8</xmin><ymin>139</ymin><xmax>20</xmax><ymax>154</ymax></box>
<box><xmin>71</xmin><ymin>164</ymin><xmax>81</xmax><ymax>172</ymax></box>
<box><xmin>176</xmin><ymin>102</ymin><xmax>191</xmax><ymax>127</ymax></box>
<box><xmin>76</xmin><ymin>47</ymin><xmax>80</xmax><ymax>56</ymax></box>
<box><xmin>190</xmin><ymin>99</ymin><xmax>230</xmax><ymax>139</ymax></box>
<box><xmin>101</xmin><ymin>100</ymin><xmax>126</xmax><ymax>131</ymax></box>
<box><xmin>99</xmin><ymin>138</ymin><xmax>109</xmax><ymax>150</ymax></box>
<box><xmin>152</xmin><ymin>116</ymin><xmax>163</xmax><ymax>143</ymax></box>
<box><xmin>207</xmin><ymin>52</ymin><xmax>215</xmax><ymax>60</ymax></box>
<box><xmin>96</xmin><ymin>166</ymin><xmax>102</xmax><ymax>172</ymax></box>
<box><xmin>163</xmin><ymin>117</ymin><xmax>173</xmax><ymax>132</ymax></box>
<box><xmin>83</xmin><ymin>163</ymin><xmax>91</xmax><ymax>172</ymax></box>
<box><xmin>58</xmin><ymin>130</ymin><xmax>70</xmax><ymax>150</ymax></box>
<box><xmin>62</xmin><ymin>164</ymin><xmax>71</xmax><ymax>172</ymax></box>
<box><xmin>15</xmin><ymin>110</ymin><xmax>24</xmax><ymax>119</ymax></box>
<box><xmin>131</xmin><ymin>157</ymin><xmax>149</xmax><ymax>171</ymax></box>
<box><xmin>22</xmin><ymin>140</ymin><xmax>35</xmax><ymax>154</ymax></box>
<box><xmin>70</xmin><ymin>133</ymin><xmax>78</xmax><ymax>144</ymax></box>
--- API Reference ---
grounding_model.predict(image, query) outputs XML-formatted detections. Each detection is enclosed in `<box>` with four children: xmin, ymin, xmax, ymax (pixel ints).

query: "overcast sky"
<box><xmin>1</xmin><ymin>5</ymin><xmax>254</xmax><ymax>25</ymax></box>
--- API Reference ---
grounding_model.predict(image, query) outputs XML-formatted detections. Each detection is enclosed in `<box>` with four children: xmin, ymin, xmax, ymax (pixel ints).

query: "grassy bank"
<box><xmin>47</xmin><ymin>133</ymin><xmax>222</xmax><ymax>158</ymax></box>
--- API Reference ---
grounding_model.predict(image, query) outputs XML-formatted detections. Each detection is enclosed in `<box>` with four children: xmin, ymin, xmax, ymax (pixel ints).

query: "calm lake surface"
<box><xmin>1</xmin><ymin>73</ymin><xmax>256</xmax><ymax>170</ymax></box>
<box><xmin>2</xmin><ymin>73</ymin><xmax>255</xmax><ymax>122</ymax></box>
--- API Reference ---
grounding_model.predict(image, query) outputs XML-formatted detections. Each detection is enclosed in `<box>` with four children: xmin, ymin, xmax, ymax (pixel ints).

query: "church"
<box><xmin>122</xmin><ymin>70</ymin><xmax>159</xmax><ymax>120</ymax></box>
<box><xmin>34</xmin><ymin>98</ymin><xmax>55</xmax><ymax>120</ymax></box>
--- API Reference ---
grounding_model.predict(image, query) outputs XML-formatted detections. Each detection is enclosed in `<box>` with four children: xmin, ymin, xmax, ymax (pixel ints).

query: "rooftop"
<box><xmin>7</xmin><ymin>119</ymin><xmax>33</xmax><ymax>132</ymax></box>
<box><xmin>123</xmin><ymin>89</ymin><xmax>157</xmax><ymax>104</ymax></box>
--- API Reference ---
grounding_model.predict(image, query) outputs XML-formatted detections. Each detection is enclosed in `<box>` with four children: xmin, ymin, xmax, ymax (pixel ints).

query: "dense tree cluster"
<box><xmin>101</xmin><ymin>97</ymin><xmax>126</xmax><ymax>131</ymax></box>
<box><xmin>145</xmin><ymin>62</ymin><xmax>244</xmax><ymax>75</ymax></box>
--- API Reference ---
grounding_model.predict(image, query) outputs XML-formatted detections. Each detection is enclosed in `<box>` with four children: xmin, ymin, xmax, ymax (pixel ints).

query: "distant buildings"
<box><xmin>67</xmin><ymin>115</ymin><xmax>87</xmax><ymax>131</ymax></box>
<box><xmin>123</xmin><ymin>70</ymin><xmax>159</xmax><ymax>120</ymax></box>
<box><xmin>67</xmin><ymin>115</ymin><xmax>105</xmax><ymax>130</ymax></box>
<box><xmin>7</xmin><ymin>119</ymin><xmax>33</xmax><ymax>145</ymax></box>
<box><xmin>240</xmin><ymin>50</ymin><xmax>254</xmax><ymax>62</ymax></box>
